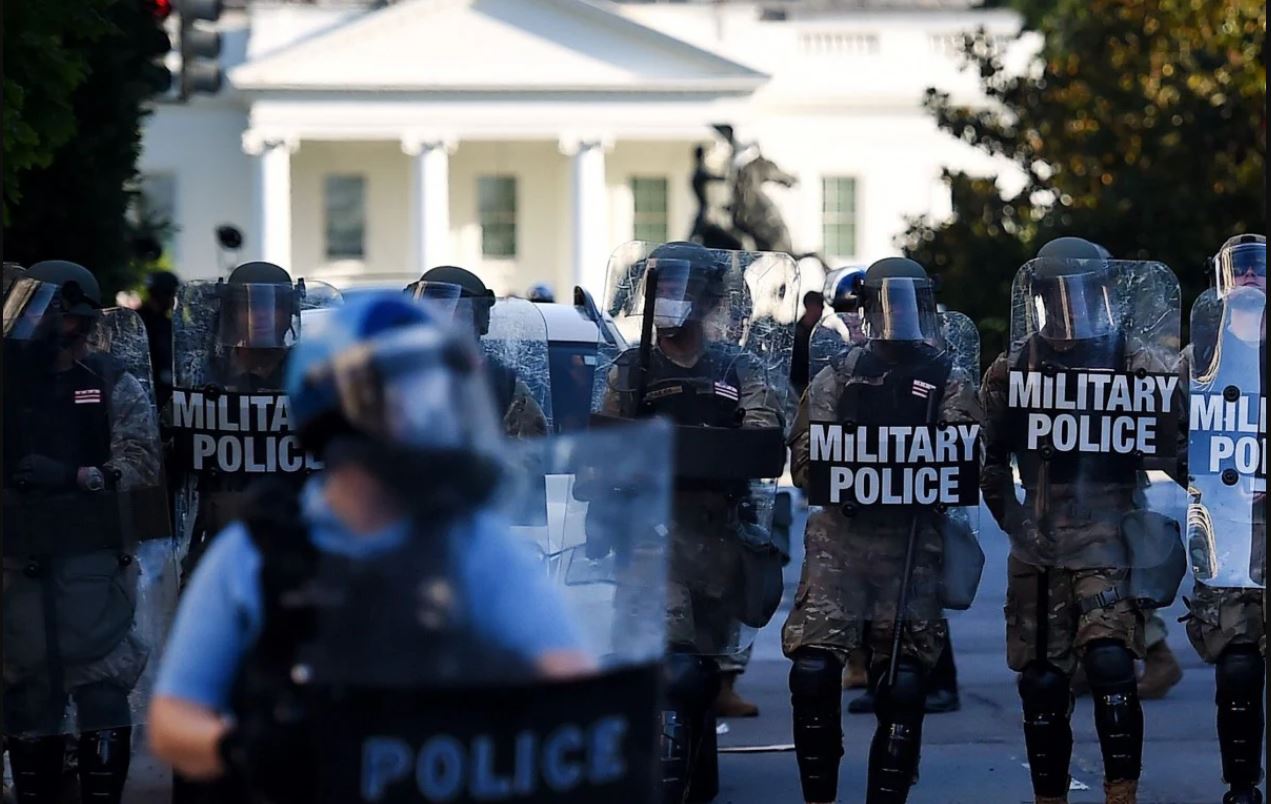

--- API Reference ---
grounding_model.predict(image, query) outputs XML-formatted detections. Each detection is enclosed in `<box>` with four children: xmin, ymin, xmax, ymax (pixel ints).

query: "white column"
<box><xmin>403</xmin><ymin>133</ymin><xmax>456</xmax><ymax>275</ymax></box>
<box><xmin>560</xmin><ymin>134</ymin><xmax>612</xmax><ymax>296</ymax></box>
<box><xmin>243</xmin><ymin>131</ymin><xmax>298</xmax><ymax>268</ymax></box>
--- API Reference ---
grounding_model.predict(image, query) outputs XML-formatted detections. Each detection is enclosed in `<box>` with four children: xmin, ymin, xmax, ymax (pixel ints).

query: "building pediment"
<box><xmin>231</xmin><ymin>0</ymin><xmax>767</xmax><ymax>93</ymax></box>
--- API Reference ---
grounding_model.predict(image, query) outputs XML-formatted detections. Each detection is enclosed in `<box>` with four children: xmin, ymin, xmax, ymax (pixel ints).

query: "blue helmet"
<box><xmin>829</xmin><ymin>267</ymin><xmax>867</xmax><ymax>314</ymax></box>
<box><xmin>285</xmin><ymin>293</ymin><xmax>499</xmax><ymax>458</ymax></box>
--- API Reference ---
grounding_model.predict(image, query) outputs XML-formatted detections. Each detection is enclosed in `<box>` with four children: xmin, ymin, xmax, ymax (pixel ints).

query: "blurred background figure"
<box><xmin>137</xmin><ymin>270</ymin><xmax>180</xmax><ymax>405</ymax></box>
<box><xmin>789</xmin><ymin>291</ymin><xmax>824</xmax><ymax>397</ymax></box>
<box><xmin>527</xmin><ymin>282</ymin><xmax>555</xmax><ymax>303</ymax></box>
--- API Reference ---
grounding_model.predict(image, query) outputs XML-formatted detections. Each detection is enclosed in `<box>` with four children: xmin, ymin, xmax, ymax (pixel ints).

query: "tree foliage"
<box><xmin>3</xmin><ymin>0</ymin><xmax>170</xmax><ymax>295</ymax></box>
<box><xmin>902</xmin><ymin>0</ymin><xmax>1266</xmax><ymax>362</ymax></box>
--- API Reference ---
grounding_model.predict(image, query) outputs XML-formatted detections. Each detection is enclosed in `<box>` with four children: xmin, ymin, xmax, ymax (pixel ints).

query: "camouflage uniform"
<box><xmin>782</xmin><ymin>348</ymin><xmax>981</xmax><ymax>675</ymax></box>
<box><xmin>1176</xmin><ymin>345</ymin><xmax>1267</xmax><ymax>663</ymax></box>
<box><xmin>601</xmin><ymin>344</ymin><xmax>784</xmax><ymax>653</ymax></box>
<box><xmin>980</xmin><ymin>342</ymin><xmax>1181</xmax><ymax>674</ymax></box>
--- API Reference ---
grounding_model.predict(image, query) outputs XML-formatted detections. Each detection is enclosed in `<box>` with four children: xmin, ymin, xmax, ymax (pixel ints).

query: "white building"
<box><xmin>139</xmin><ymin>0</ymin><xmax>1029</xmax><ymax>297</ymax></box>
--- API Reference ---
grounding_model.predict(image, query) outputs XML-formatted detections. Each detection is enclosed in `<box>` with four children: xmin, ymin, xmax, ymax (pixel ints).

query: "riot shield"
<box><xmin>168</xmin><ymin>278</ymin><xmax>341</xmax><ymax>578</ymax></box>
<box><xmin>2</xmin><ymin>261</ymin><xmax>25</xmax><ymax>296</ymax></box>
<box><xmin>1001</xmin><ymin>258</ymin><xmax>1185</xmax><ymax>581</ymax></box>
<box><xmin>591</xmin><ymin>241</ymin><xmax>797</xmax><ymax>656</ymax></box>
<box><xmin>485</xmin><ymin>297</ymin><xmax>553</xmax><ymax>434</ymax></box>
<box><xmin>240</xmin><ymin>421</ymin><xmax>672</xmax><ymax>804</ymax></box>
<box><xmin>800</xmin><ymin>297</ymin><xmax>984</xmax><ymax>663</ymax></box>
<box><xmin>3</xmin><ymin>281</ymin><xmax>176</xmax><ymax>737</ymax></box>
<box><xmin>1187</xmin><ymin>286</ymin><xmax>1265</xmax><ymax>589</ymax></box>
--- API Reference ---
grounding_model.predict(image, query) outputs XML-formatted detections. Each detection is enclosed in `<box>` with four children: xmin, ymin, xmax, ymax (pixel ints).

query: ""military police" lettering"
<box><xmin>1009</xmin><ymin>369</ymin><xmax>1178</xmax><ymax>455</ymax></box>
<box><xmin>1190</xmin><ymin>392</ymin><xmax>1266</xmax><ymax>476</ymax></box>
<box><xmin>807</xmin><ymin>423</ymin><xmax>980</xmax><ymax>507</ymax></box>
<box><xmin>168</xmin><ymin>388</ymin><xmax>321</xmax><ymax>474</ymax></box>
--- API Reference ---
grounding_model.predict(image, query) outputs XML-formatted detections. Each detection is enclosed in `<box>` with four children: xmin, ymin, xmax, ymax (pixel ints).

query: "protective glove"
<box><xmin>13</xmin><ymin>455</ymin><xmax>77</xmax><ymax>491</ymax></box>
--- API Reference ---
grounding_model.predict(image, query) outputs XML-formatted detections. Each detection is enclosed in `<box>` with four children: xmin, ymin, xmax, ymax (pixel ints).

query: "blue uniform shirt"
<box><xmin>155</xmin><ymin>479</ymin><xmax>583</xmax><ymax>710</ymax></box>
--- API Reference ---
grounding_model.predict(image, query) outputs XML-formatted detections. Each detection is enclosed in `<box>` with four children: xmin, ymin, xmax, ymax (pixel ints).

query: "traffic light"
<box><xmin>179</xmin><ymin>0</ymin><xmax>222</xmax><ymax>97</ymax></box>
<box><xmin>143</xmin><ymin>0</ymin><xmax>174</xmax><ymax>94</ymax></box>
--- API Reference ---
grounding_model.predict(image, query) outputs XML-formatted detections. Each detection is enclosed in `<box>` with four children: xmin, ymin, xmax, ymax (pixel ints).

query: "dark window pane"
<box><xmin>479</xmin><ymin>176</ymin><xmax>517</xmax><ymax>257</ymax></box>
<box><xmin>324</xmin><ymin>174</ymin><xmax>365</xmax><ymax>259</ymax></box>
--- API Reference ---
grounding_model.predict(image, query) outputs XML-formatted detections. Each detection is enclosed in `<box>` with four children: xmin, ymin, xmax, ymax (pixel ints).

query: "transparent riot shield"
<box><xmin>1187</xmin><ymin>286</ymin><xmax>1265</xmax><ymax>589</ymax></box>
<box><xmin>485</xmin><ymin>297</ymin><xmax>554</xmax><ymax>434</ymax></box>
<box><xmin>168</xmin><ymin>278</ymin><xmax>341</xmax><ymax>580</ymax></box>
<box><xmin>797</xmin><ymin>291</ymin><xmax>984</xmax><ymax>680</ymax></box>
<box><xmin>591</xmin><ymin>241</ymin><xmax>797</xmax><ymax>656</ymax></box>
<box><xmin>3</xmin><ymin>281</ymin><xmax>176</xmax><ymax>737</ymax></box>
<box><xmin>999</xmin><ymin>258</ymin><xmax>1185</xmax><ymax>588</ymax></box>
<box><xmin>235</xmin><ymin>421</ymin><xmax>672</xmax><ymax>804</ymax></box>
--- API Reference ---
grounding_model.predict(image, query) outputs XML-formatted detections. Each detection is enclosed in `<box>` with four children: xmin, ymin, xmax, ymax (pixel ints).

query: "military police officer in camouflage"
<box><xmin>1181</xmin><ymin>233</ymin><xmax>1266</xmax><ymax>804</ymax></box>
<box><xmin>980</xmin><ymin>237</ymin><xmax>1187</xmax><ymax>804</ymax></box>
<box><xmin>783</xmin><ymin>257</ymin><xmax>982</xmax><ymax>804</ymax></box>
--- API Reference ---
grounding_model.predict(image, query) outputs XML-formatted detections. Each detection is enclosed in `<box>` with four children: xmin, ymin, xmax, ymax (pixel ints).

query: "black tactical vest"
<box><xmin>1009</xmin><ymin>332</ymin><xmax>1136</xmax><ymax>487</ymax></box>
<box><xmin>230</xmin><ymin>483</ymin><xmax>531</xmax><ymax>802</ymax></box>
<box><xmin>639</xmin><ymin>344</ymin><xmax>746</xmax><ymax>428</ymax></box>
<box><xmin>835</xmin><ymin>342</ymin><xmax>952</xmax><ymax>427</ymax></box>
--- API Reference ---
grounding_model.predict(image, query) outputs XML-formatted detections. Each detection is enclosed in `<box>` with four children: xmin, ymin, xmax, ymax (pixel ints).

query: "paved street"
<box><xmin>97</xmin><ymin>486</ymin><xmax>1264</xmax><ymax>803</ymax></box>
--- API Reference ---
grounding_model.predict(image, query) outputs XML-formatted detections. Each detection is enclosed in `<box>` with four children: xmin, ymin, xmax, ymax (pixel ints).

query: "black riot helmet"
<box><xmin>859</xmin><ymin>257</ymin><xmax>938</xmax><ymax>342</ymax></box>
<box><xmin>645</xmin><ymin>241</ymin><xmax>728</xmax><ymax>333</ymax></box>
<box><xmin>28</xmin><ymin>260</ymin><xmax>102</xmax><ymax>319</ymax></box>
<box><xmin>1213</xmin><ymin>233</ymin><xmax>1266</xmax><ymax>293</ymax></box>
<box><xmin>1031</xmin><ymin>236</ymin><xmax>1117</xmax><ymax>341</ymax></box>
<box><xmin>219</xmin><ymin>261</ymin><xmax>300</xmax><ymax>349</ymax></box>
<box><xmin>407</xmin><ymin>265</ymin><xmax>496</xmax><ymax>337</ymax></box>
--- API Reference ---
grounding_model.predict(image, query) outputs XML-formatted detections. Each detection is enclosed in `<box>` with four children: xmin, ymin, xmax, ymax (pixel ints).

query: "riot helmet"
<box><xmin>219</xmin><ymin>261</ymin><xmax>300</xmax><ymax>349</ymax></box>
<box><xmin>859</xmin><ymin>257</ymin><xmax>939</xmax><ymax>342</ymax></box>
<box><xmin>1030</xmin><ymin>237</ymin><xmax>1116</xmax><ymax>341</ymax></box>
<box><xmin>830</xmin><ymin>268</ymin><xmax>866</xmax><ymax>315</ymax></box>
<box><xmin>1214</xmin><ymin>233</ymin><xmax>1266</xmax><ymax>293</ymax></box>
<box><xmin>645</xmin><ymin>241</ymin><xmax>728</xmax><ymax>334</ymax></box>
<box><xmin>15</xmin><ymin>261</ymin><xmax>103</xmax><ymax>350</ymax></box>
<box><xmin>286</xmin><ymin>294</ymin><xmax>502</xmax><ymax>508</ymax></box>
<box><xmin>406</xmin><ymin>265</ymin><xmax>495</xmax><ymax>337</ymax></box>
<box><xmin>527</xmin><ymin>282</ymin><xmax>555</xmax><ymax>303</ymax></box>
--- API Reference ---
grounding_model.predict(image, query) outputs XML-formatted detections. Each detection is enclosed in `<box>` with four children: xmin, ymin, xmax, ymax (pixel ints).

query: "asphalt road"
<box><xmin>37</xmin><ymin>485</ymin><xmax>1266</xmax><ymax>804</ymax></box>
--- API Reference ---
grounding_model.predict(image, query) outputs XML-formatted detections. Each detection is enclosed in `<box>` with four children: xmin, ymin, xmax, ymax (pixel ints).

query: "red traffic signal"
<box><xmin>149</xmin><ymin>0</ymin><xmax>172</xmax><ymax>20</ymax></box>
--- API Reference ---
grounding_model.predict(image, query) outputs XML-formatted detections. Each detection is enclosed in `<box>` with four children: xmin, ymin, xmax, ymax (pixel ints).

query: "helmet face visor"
<box><xmin>1217</xmin><ymin>242</ymin><xmax>1267</xmax><ymax>293</ymax></box>
<box><xmin>3</xmin><ymin>279</ymin><xmax>61</xmax><ymax>341</ymax></box>
<box><xmin>649</xmin><ymin>258</ymin><xmax>697</xmax><ymax>330</ymax></box>
<box><xmin>1032</xmin><ymin>268</ymin><xmax>1116</xmax><ymax>340</ymax></box>
<box><xmin>862</xmin><ymin>277</ymin><xmax>938</xmax><ymax>342</ymax></box>
<box><xmin>327</xmin><ymin>327</ymin><xmax>496</xmax><ymax>452</ymax></box>
<box><xmin>218</xmin><ymin>283</ymin><xmax>297</xmax><ymax>349</ymax></box>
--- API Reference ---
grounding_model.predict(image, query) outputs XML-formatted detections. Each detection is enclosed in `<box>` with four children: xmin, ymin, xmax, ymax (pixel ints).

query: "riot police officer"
<box><xmin>406</xmin><ymin>265</ymin><xmax>549</xmax><ymax>437</ymax></box>
<box><xmin>148</xmin><ymin>294</ymin><xmax>591</xmax><ymax>801</ymax></box>
<box><xmin>596</xmin><ymin>240</ymin><xmax>792</xmax><ymax>801</ymax></box>
<box><xmin>980</xmin><ymin>237</ymin><xmax>1186</xmax><ymax>804</ymax></box>
<box><xmin>783</xmin><ymin>257</ymin><xmax>982</xmax><ymax>804</ymax></box>
<box><xmin>4</xmin><ymin>261</ymin><xmax>172</xmax><ymax>804</ymax></box>
<box><xmin>1182</xmin><ymin>233</ymin><xmax>1266</xmax><ymax>804</ymax></box>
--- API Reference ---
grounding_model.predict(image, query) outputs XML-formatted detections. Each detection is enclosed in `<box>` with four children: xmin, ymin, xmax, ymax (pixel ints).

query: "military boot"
<box><xmin>1136</xmin><ymin>641</ymin><xmax>1183</xmax><ymax>699</ymax></box>
<box><xmin>842</xmin><ymin>650</ymin><xmax>869</xmax><ymax>690</ymax></box>
<box><xmin>1223</xmin><ymin>787</ymin><xmax>1264</xmax><ymax>804</ymax></box>
<box><xmin>714</xmin><ymin>672</ymin><xmax>759</xmax><ymax>718</ymax></box>
<box><xmin>1103</xmin><ymin>779</ymin><xmax>1137</xmax><ymax>804</ymax></box>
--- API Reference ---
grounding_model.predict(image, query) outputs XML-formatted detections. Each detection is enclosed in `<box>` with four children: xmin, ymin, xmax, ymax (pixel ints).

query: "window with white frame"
<box><xmin>478</xmin><ymin>176</ymin><xmax>517</xmax><ymax>258</ymax></box>
<box><xmin>822</xmin><ymin>177</ymin><xmax>858</xmax><ymax>258</ymax></box>
<box><xmin>324</xmin><ymin>174</ymin><xmax>366</xmax><ymax>259</ymax></box>
<box><xmin>630</xmin><ymin>177</ymin><xmax>669</xmax><ymax>243</ymax></box>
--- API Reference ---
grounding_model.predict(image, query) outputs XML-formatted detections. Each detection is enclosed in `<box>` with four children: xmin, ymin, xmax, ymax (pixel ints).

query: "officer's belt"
<box><xmin>3</xmin><ymin>486</ymin><xmax>171</xmax><ymax>558</ymax></box>
<box><xmin>591</xmin><ymin>414</ymin><xmax>784</xmax><ymax>480</ymax></box>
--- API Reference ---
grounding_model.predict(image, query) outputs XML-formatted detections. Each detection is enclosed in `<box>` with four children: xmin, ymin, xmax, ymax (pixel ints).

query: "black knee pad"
<box><xmin>1216</xmin><ymin>645</ymin><xmax>1265</xmax><ymax>702</ymax></box>
<box><xmin>1083</xmin><ymin>639</ymin><xmax>1142</xmax><ymax>783</ymax></box>
<box><xmin>1083</xmin><ymin>639</ymin><xmax>1136</xmax><ymax>691</ymax></box>
<box><xmin>1018</xmin><ymin>661</ymin><xmax>1071</xmax><ymax>714</ymax></box>
<box><xmin>877</xmin><ymin>657</ymin><xmax>926</xmax><ymax>719</ymax></box>
<box><xmin>1017</xmin><ymin>661</ymin><xmax>1073</xmax><ymax>799</ymax></box>
<box><xmin>663</xmin><ymin>653</ymin><xmax>720</xmax><ymax>803</ymax></box>
<box><xmin>1215</xmin><ymin>645</ymin><xmax>1265</xmax><ymax>789</ymax></box>
<box><xmin>78</xmin><ymin>727</ymin><xmax>133</xmax><ymax>804</ymax></box>
<box><xmin>790</xmin><ymin>649</ymin><xmax>845</xmax><ymax>804</ymax></box>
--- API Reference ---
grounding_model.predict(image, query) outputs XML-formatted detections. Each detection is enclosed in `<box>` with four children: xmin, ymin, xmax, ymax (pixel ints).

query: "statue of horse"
<box><xmin>731</xmin><ymin>153</ymin><xmax>797</xmax><ymax>254</ymax></box>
